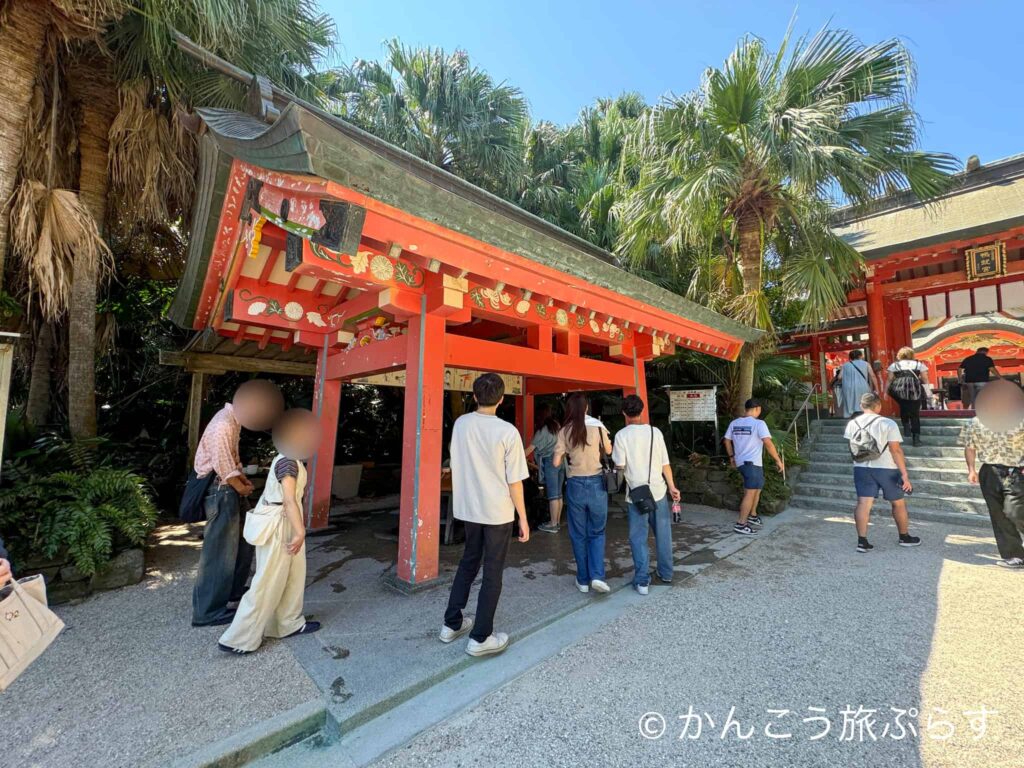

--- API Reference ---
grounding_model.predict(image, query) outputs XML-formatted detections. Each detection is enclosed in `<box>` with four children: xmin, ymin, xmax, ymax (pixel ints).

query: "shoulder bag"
<box><xmin>596</xmin><ymin>427</ymin><xmax>620</xmax><ymax>494</ymax></box>
<box><xmin>626</xmin><ymin>425</ymin><xmax>659</xmax><ymax>515</ymax></box>
<box><xmin>178</xmin><ymin>470</ymin><xmax>215</xmax><ymax>523</ymax></box>
<box><xmin>0</xmin><ymin>574</ymin><xmax>65</xmax><ymax>691</ymax></box>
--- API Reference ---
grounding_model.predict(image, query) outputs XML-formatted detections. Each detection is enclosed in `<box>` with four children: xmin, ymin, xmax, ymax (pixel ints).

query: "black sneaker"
<box><xmin>898</xmin><ymin>534</ymin><xmax>921</xmax><ymax>547</ymax></box>
<box><xmin>733</xmin><ymin>523</ymin><xmax>757</xmax><ymax>535</ymax></box>
<box><xmin>747</xmin><ymin>515</ymin><xmax>764</xmax><ymax>527</ymax></box>
<box><xmin>857</xmin><ymin>540</ymin><xmax>874</xmax><ymax>553</ymax></box>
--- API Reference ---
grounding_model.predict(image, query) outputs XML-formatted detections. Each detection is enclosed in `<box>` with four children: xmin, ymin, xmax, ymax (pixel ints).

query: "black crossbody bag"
<box><xmin>596</xmin><ymin>428</ymin><xmax>620</xmax><ymax>494</ymax></box>
<box><xmin>626</xmin><ymin>425</ymin><xmax>659</xmax><ymax>515</ymax></box>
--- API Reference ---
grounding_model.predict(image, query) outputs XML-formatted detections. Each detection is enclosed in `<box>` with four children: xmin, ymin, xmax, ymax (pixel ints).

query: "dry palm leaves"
<box><xmin>10</xmin><ymin>179</ymin><xmax>111</xmax><ymax>320</ymax></box>
<box><xmin>0</xmin><ymin>0</ymin><xmax>121</xmax><ymax>40</ymax></box>
<box><xmin>108</xmin><ymin>84</ymin><xmax>196</xmax><ymax>223</ymax></box>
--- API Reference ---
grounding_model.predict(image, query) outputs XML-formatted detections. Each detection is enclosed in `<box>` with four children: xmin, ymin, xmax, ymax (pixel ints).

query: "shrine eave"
<box><xmin>168</xmin><ymin>103</ymin><xmax>759</xmax><ymax>348</ymax></box>
<box><xmin>832</xmin><ymin>153</ymin><xmax>1024</xmax><ymax>261</ymax></box>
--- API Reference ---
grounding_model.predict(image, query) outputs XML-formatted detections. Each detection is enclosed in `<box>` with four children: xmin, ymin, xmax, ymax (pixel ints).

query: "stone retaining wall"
<box><xmin>21</xmin><ymin>548</ymin><xmax>146</xmax><ymax>604</ymax></box>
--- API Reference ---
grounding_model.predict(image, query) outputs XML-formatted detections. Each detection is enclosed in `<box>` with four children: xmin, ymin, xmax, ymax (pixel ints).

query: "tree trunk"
<box><xmin>734</xmin><ymin>216</ymin><xmax>764</xmax><ymax>412</ymax></box>
<box><xmin>67</xmin><ymin>81</ymin><xmax>116</xmax><ymax>439</ymax></box>
<box><xmin>0</xmin><ymin>4</ymin><xmax>48</xmax><ymax>290</ymax></box>
<box><xmin>26</xmin><ymin>321</ymin><xmax>54</xmax><ymax>428</ymax></box>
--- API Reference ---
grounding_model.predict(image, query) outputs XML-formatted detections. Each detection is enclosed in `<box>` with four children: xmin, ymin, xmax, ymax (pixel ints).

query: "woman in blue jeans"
<box><xmin>525</xmin><ymin>404</ymin><xmax>565</xmax><ymax>533</ymax></box>
<box><xmin>554</xmin><ymin>393</ymin><xmax>613</xmax><ymax>594</ymax></box>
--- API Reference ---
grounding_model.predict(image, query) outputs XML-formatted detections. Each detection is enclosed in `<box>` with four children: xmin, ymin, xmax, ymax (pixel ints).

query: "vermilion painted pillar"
<box><xmin>625</xmin><ymin>349</ymin><xmax>650</xmax><ymax>422</ymax></box>
<box><xmin>397</xmin><ymin>298</ymin><xmax>445</xmax><ymax>587</ymax></box>
<box><xmin>308</xmin><ymin>338</ymin><xmax>341</xmax><ymax>530</ymax></box>
<box><xmin>517</xmin><ymin>389</ymin><xmax>535</xmax><ymax>444</ymax></box>
<box><xmin>866</xmin><ymin>279</ymin><xmax>890</xmax><ymax>371</ymax></box>
<box><xmin>809</xmin><ymin>334</ymin><xmax>824</xmax><ymax>392</ymax></box>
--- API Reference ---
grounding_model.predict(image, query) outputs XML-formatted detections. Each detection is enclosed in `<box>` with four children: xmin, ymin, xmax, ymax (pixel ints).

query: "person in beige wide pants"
<box><xmin>218</xmin><ymin>409</ymin><xmax>322</xmax><ymax>655</ymax></box>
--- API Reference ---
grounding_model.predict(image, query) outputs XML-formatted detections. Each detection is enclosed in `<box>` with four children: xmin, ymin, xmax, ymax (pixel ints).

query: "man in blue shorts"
<box><xmin>724</xmin><ymin>399</ymin><xmax>785</xmax><ymax>535</ymax></box>
<box><xmin>844</xmin><ymin>392</ymin><xmax>921</xmax><ymax>552</ymax></box>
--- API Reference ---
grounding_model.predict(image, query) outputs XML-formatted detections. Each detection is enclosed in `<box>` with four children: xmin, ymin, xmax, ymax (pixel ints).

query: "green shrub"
<box><xmin>0</xmin><ymin>436</ymin><xmax>158</xmax><ymax>575</ymax></box>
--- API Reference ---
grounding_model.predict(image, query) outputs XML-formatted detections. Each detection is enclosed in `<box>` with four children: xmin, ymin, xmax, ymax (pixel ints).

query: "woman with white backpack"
<box><xmin>886</xmin><ymin>347</ymin><xmax>932</xmax><ymax>447</ymax></box>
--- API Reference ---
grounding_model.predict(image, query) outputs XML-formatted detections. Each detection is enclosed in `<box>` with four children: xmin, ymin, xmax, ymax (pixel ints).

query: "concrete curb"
<box><xmin>169</xmin><ymin>699</ymin><xmax>327</xmax><ymax>768</ymax></box>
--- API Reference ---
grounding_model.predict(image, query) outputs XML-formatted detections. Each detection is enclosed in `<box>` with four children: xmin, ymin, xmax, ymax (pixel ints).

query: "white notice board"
<box><xmin>669</xmin><ymin>387</ymin><xmax>717</xmax><ymax>422</ymax></box>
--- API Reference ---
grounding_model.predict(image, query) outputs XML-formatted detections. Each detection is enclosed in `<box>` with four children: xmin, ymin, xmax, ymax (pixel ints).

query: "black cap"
<box><xmin>745</xmin><ymin>398</ymin><xmax>761</xmax><ymax>410</ymax></box>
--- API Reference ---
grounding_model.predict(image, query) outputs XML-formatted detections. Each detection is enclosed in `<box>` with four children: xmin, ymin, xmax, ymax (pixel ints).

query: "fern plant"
<box><xmin>0</xmin><ymin>461</ymin><xmax>157</xmax><ymax>576</ymax></box>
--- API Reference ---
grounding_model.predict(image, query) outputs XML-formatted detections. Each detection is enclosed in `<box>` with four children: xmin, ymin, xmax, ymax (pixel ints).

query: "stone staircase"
<box><xmin>790</xmin><ymin>417</ymin><xmax>989</xmax><ymax>525</ymax></box>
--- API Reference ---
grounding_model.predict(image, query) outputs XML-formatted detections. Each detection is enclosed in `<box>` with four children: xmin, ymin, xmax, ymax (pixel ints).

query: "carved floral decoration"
<box><xmin>468</xmin><ymin>287</ymin><xmax>626</xmax><ymax>341</ymax></box>
<box><xmin>311</xmin><ymin>243</ymin><xmax>425</xmax><ymax>288</ymax></box>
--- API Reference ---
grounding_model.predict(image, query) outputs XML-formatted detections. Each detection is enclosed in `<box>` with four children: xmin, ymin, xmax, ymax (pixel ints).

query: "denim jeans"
<box><xmin>565</xmin><ymin>475</ymin><xmax>608</xmax><ymax>584</ymax></box>
<box><xmin>627</xmin><ymin>495</ymin><xmax>674</xmax><ymax>586</ymax></box>
<box><xmin>192</xmin><ymin>484</ymin><xmax>255</xmax><ymax>625</ymax></box>
<box><xmin>445</xmin><ymin>521</ymin><xmax>513</xmax><ymax>642</ymax></box>
<box><xmin>538</xmin><ymin>455</ymin><xmax>565</xmax><ymax>501</ymax></box>
<box><xmin>978</xmin><ymin>464</ymin><xmax>1024</xmax><ymax>560</ymax></box>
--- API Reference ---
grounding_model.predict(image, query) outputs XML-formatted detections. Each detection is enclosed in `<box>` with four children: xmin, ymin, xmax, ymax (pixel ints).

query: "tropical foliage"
<box><xmin>615</xmin><ymin>27</ymin><xmax>959</xmax><ymax>403</ymax></box>
<box><xmin>0</xmin><ymin>434</ymin><xmax>157</xmax><ymax>574</ymax></box>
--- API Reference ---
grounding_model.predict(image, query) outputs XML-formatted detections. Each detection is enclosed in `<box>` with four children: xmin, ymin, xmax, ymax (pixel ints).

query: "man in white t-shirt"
<box><xmin>440</xmin><ymin>373</ymin><xmax>530</xmax><ymax>658</ymax></box>
<box><xmin>843</xmin><ymin>392</ymin><xmax>921</xmax><ymax>553</ymax></box>
<box><xmin>724</xmin><ymin>399</ymin><xmax>785</xmax><ymax>535</ymax></box>
<box><xmin>613</xmin><ymin>395</ymin><xmax>681</xmax><ymax>595</ymax></box>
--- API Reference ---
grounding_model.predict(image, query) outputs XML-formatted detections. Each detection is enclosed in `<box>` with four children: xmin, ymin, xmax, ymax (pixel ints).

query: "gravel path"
<box><xmin>375</xmin><ymin>510</ymin><xmax>1023</xmax><ymax>768</ymax></box>
<box><xmin>0</xmin><ymin>522</ymin><xmax>319</xmax><ymax>768</ymax></box>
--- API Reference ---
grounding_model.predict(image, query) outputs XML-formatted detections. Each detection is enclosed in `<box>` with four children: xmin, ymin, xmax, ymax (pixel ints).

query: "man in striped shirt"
<box><xmin>192</xmin><ymin>380</ymin><xmax>284</xmax><ymax>627</ymax></box>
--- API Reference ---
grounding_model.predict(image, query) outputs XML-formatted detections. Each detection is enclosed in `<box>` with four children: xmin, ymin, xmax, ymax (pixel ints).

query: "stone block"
<box><xmin>90</xmin><ymin>548</ymin><xmax>146</xmax><ymax>591</ymax></box>
<box><xmin>48</xmin><ymin>579</ymin><xmax>92</xmax><ymax>604</ymax></box>
<box><xmin>59</xmin><ymin>563</ymin><xmax>91</xmax><ymax>583</ymax></box>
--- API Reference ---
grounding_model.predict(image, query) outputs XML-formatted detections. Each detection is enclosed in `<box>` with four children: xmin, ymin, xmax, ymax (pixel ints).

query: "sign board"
<box><xmin>351</xmin><ymin>367</ymin><xmax>523</xmax><ymax>396</ymax></box>
<box><xmin>965</xmin><ymin>242</ymin><xmax>1006</xmax><ymax>282</ymax></box>
<box><xmin>669</xmin><ymin>387</ymin><xmax>717</xmax><ymax>422</ymax></box>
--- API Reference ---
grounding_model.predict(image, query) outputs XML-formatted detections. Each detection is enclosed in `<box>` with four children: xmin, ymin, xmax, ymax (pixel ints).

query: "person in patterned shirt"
<box><xmin>192</xmin><ymin>380</ymin><xmax>284</xmax><ymax>626</ymax></box>
<box><xmin>961</xmin><ymin>380</ymin><xmax>1024</xmax><ymax>569</ymax></box>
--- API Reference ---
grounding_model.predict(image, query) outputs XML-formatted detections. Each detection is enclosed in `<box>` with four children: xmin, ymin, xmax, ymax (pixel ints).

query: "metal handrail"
<box><xmin>784</xmin><ymin>384</ymin><xmax>823</xmax><ymax>453</ymax></box>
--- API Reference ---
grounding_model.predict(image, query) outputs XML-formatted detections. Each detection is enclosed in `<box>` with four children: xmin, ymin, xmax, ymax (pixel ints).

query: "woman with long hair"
<box><xmin>887</xmin><ymin>346</ymin><xmax>931</xmax><ymax>446</ymax></box>
<box><xmin>553</xmin><ymin>392</ymin><xmax>613</xmax><ymax>593</ymax></box>
<box><xmin>525</xmin><ymin>403</ymin><xmax>564</xmax><ymax>533</ymax></box>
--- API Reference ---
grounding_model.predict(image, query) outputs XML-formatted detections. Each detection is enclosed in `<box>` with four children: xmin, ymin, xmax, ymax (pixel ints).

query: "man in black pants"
<box><xmin>440</xmin><ymin>374</ymin><xmax>530</xmax><ymax>657</ymax></box>
<box><xmin>962</xmin><ymin>380</ymin><xmax>1024</xmax><ymax>569</ymax></box>
<box><xmin>959</xmin><ymin>346</ymin><xmax>1001</xmax><ymax>409</ymax></box>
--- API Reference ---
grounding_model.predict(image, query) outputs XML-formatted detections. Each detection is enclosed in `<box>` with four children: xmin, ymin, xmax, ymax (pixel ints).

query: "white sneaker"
<box><xmin>590</xmin><ymin>579</ymin><xmax>610</xmax><ymax>594</ymax></box>
<box><xmin>635</xmin><ymin>584</ymin><xmax>649</xmax><ymax>596</ymax></box>
<box><xmin>576</xmin><ymin>582</ymin><xmax>590</xmax><ymax>593</ymax></box>
<box><xmin>996</xmin><ymin>557</ymin><xmax>1024</xmax><ymax>569</ymax></box>
<box><xmin>466</xmin><ymin>632</ymin><xmax>509</xmax><ymax>657</ymax></box>
<box><xmin>439</xmin><ymin>615</ymin><xmax>474</xmax><ymax>643</ymax></box>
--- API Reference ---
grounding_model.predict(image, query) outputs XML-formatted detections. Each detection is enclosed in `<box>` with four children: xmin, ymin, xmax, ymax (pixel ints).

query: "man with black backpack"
<box><xmin>844</xmin><ymin>392</ymin><xmax>921</xmax><ymax>553</ymax></box>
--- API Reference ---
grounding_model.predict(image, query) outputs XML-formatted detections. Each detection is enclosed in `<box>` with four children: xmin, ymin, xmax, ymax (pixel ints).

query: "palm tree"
<box><xmin>331</xmin><ymin>40</ymin><xmax>528</xmax><ymax>196</ymax></box>
<box><xmin>5</xmin><ymin>1</ymin><xmax>337</xmax><ymax>437</ymax></box>
<box><xmin>617</xmin><ymin>28</ymin><xmax>959</xmax><ymax>407</ymax></box>
<box><xmin>76</xmin><ymin>2</ymin><xmax>334</xmax><ymax>437</ymax></box>
<box><xmin>0</xmin><ymin>1</ymin><xmax>114</xmax><ymax>291</ymax></box>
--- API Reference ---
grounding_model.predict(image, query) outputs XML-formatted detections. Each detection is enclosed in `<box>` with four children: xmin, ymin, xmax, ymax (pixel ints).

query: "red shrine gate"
<box><xmin>170</xmin><ymin>103</ymin><xmax>757</xmax><ymax>588</ymax></box>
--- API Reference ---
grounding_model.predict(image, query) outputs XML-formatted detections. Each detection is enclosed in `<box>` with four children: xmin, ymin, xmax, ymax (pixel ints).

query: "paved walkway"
<box><xmin>0</xmin><ymin>499</ymin><xmax>746</xmax><ymax>767</ymax></box>
<box><xmin>364</xmin><ymin>510</ymin><xmax>1022</xmax><ymax>768</ymax></box>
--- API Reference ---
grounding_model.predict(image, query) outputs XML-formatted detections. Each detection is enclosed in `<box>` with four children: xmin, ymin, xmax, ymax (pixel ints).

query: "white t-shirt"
<box><xmin>724</xmin><ymin>417</ymin><xmax>771</xmax><ymax>466</ymax></box>
<box><xmin>843</xmin><ymin>413</ymin><xmax>902</xmax><ymax>469</ymax></box>
<box><xmin>612</xmin><ymin>424</ymin><xmax>671</xmax><ymax>502</ymax></box>
<box><xmin>449</xmin><ymin>412</ymin><xmax>529</xmax><ymax>525</ymax></box>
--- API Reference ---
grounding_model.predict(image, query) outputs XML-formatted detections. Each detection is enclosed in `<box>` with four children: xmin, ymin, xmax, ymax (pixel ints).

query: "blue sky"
<box><xmin>321</xmin><ymin>0</ymin><xmax>1022</xmax><ymax>166</ymax></box>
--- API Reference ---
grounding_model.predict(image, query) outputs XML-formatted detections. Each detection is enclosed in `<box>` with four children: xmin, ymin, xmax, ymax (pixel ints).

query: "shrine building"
<box><xmin>783</xmin><ymin>153</ymin><xmax>1024</xmax><ymax>407</ymax></box>
<box><xmin>168</xmin><ymin>102</ymin><xmax>758</xmax><ymax>589</ymax></box>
